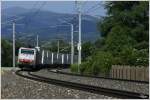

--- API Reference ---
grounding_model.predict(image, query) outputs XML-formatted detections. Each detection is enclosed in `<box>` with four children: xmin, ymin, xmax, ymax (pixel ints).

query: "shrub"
<box><xmin>119</xmin><ymin>46</ymin><xmax>148</xmax><ymax>66</ymax></box>
<box><xmin>91</xmin><ymin>51</ymin><xmax>113</xmax><ymax>74</ymax></box>
<box><xmin>80</xmin><ymin>56</ymin><xmax>94</xmax><ymax>75</ymax></box>
<box><xmin>82</xmin><ymin>64</ymin><xmax>93</xmax><ymax>75</ymax></box>
<box><xmin>80</xmin><ymin>61</ymin><xmax>89</xmax><ymax>74</ymax></box>
<box><xmin>70</xmin><ymin>63</ymin><xmax>79</xmax><ymax>73</ymax></box>
<box><xmin>80</xmin><ymin>51</ymin><xmax>113</xmax><ymax>76</ymax></box>
<box><xmin>135</xmin><ymin>49</ymin><xmax>148</xmax><ymax>66</ymax></box>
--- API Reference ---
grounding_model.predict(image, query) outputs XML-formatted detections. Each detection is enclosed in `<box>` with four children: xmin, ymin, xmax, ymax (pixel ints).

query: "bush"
<box><xmin>80</xmin><ymin>51</ymin><xmax>113</xmax><ymax>76</ymax></box>
<box><xmin>80</xmin><ymin>61</ymin><xmax>89</xmax><ymax>74</ymax></box>
<box><xmin>81</xmin><ymin>63</ymin><xmax>93</xmax><ymax>75</ymax></box>
<box><xmin>119</xmin><ymin>46</ymin><xmax>148</xmax><ymax>66</ymax></box>
<box><xmin>92</xmin><ymin>51</ymin><xmax>113</xmax><ymax>74</ymax></box>
<box><xmin>80</xmin><ymin>56</ymin><xmax>94</xmax><ymax>75</ymax></box>
<box><xmin>70</xmin><ymin>63</ymin><xmax>79</xmax><ymax>73</ymax></box>
<box><xmin>135</xmin><ymin>49</ymin><xmax>148</xmax><ymax>66</ymax></box>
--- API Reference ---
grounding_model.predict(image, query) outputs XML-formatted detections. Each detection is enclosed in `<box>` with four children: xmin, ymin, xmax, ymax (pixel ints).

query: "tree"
<box><xmin>81</xmin><ymin>41</ymin><xmax>95</xmax><ymax>61</ymax></box>
<box><xmin>15</xmin><ymin>40</ymin><xmax>26</xmax><ymax>56</ymax></box>
<box><xmin>97</xmin><ymin>1</ymin><xmax>149</xmax><ymax>66</ymax></box>
<box><xmin>105</xmin><ymin>25</ymin><xmax>136</xmax><ymax>56</ymax></box>
<box><xmin>71</xmin><ymin>1</ymin><xmax>149</xmax><ymax>75</ymax></box>
<box><xmin>94</xmin><ymin>37</ymin><xmax>105</xmax><ymax>49</ymax></box>
<box><xmin>42</xmin><ymin>40</ymin><xmax>71</xmax><ymax>53</ymax></box>
<box><xmin>1</xmin><ymin>39</ymin><xmax>13</xmax><ymax>67</ymax></box>
<box><xmin>1</xmin><ymin>39</ymin><xmax>26</xmax><ymax>67</ymax></box>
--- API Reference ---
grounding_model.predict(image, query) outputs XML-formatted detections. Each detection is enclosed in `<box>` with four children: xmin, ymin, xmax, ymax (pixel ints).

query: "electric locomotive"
<box><xmin>18</xmin><ymin>47</ymin><xmax>40</xmax><ymax>69</ymax></box>
<box><xmin>18</xmin><ymin>47</ymin><xmax>78</xmax><ymax>70</ymax></box>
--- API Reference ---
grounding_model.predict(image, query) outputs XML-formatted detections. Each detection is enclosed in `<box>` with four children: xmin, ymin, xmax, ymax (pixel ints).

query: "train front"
<box><xmin>18</xmin><ymin>47</ymin><xmax>36</xmax><ymax>69</ymax></box>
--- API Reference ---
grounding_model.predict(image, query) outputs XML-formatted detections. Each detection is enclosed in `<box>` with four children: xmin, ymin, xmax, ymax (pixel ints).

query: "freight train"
<box><xmin>17</xmin><ymin>47</ymin><xmax>77</xmax><ymax>70</ymax></box>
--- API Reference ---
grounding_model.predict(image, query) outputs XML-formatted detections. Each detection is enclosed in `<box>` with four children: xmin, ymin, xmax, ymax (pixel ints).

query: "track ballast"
<box><xmin>15</xmin><ymin>70</ymin><xmax>149</xmax><ymax>99</ymax></box>
<box><xmin>48</xmin><ymin>69</ymin><xmax>149</xmax><ymax>84</ymax></box>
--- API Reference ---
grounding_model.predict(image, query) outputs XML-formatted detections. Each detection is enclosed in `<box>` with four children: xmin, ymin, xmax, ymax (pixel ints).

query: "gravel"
<box><xmin>33</xmin><ymin>69</ymin><xmax>149</xmax><ymax>95</ymax></box>
<box><xmin>1</xmin><ymin>70</ymin><xmax>116</xmax><ymax>99</ymax></box>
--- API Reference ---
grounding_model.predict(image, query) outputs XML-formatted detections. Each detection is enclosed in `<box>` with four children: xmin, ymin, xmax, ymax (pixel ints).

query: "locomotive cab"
<box><xmin>18</xmin><ymin>47</ymin><xmax>36</xmax><ymax>69</ymax></box>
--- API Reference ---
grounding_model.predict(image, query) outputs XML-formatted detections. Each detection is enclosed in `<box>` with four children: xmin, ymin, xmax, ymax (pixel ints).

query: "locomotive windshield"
<box><xmin>21</xmin><ymin>49</ymin><xmax>34</xmax><ymax>54</ymax></box>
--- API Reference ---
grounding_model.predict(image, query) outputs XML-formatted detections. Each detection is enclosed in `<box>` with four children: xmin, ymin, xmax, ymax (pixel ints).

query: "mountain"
<box><xmin>2</xmin><ymin>7</ymin><xmax>101</xmax><ymax>45</ymax></box>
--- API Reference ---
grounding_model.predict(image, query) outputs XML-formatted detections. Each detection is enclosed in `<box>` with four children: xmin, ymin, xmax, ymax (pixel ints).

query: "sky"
<box><xmin>2</xmin><ymin>1</ymin><xmax>107</xmax><ymax>17</ymax></box>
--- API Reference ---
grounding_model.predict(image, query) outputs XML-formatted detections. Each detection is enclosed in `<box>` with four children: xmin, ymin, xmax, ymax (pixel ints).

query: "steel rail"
<box><xmin>47</xmin><ymin>69</ymin><xmax>149</xmax><ymax>84</ymax></box>
<box><xmin>15</xmin><ymin>70</ymin><xmax>149</xmax><ymax>99</ymax></box>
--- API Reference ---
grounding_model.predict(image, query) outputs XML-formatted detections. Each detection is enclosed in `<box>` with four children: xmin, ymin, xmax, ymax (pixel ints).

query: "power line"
<box><xmin>25</xmin><ymin>1</ymin><xmax>47</xmax><ymax>30</ymax></box>
<box><xmin>87</xmin><ymin>8</ymin><xmax>103</xmax><ymax>16</ymax></box>
<box><xmin>29</xmin><ymin>1</ymin><xmax>46</xmax><ymax>19</ymax></box>
<box><xmin>2</xmin><ymin>1</ymin><xmax>40</xmax><ymax>25</ymax></box>
<box><xmin>81</xmin><ymin>1</ymin><xmax>88</xmax><ymax>7</ymax></box>
<box><xmin>84</xmin><ymin>2</ymin><xmax>100</xmax><ymax>13</ymax></box>
<box><xmin>83</xmin><ymin>2</ymin><xmax>102</xmax><ymax>15</ymax></box>
<box><xmin>24</xmin><ymin>1</ymin><xmax>40</xmax><ymax>25</ymax></box>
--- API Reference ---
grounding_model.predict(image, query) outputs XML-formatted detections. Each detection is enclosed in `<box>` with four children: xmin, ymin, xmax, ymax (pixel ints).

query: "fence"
<box><xmin>110</xmin><ymin>65</ymin><xmax>149</xmax><ymax>82</ymax></box>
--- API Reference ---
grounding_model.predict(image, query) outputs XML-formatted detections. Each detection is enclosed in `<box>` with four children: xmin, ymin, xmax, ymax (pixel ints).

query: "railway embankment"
<box><xmin>1</xmin><ymin>70</ymin><xmax>116</xmax><ymax>99</ymax></box>
<box><xmin>33</xmin><ymin>69</ymin><xmax>149</xmax><ymax>95</ymax></box>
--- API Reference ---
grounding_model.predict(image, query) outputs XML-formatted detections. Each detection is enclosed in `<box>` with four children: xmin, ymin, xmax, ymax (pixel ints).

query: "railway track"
<box><xmin>48</xmin><ymin>68</ymin><xmax>149</xmax><ymax>84</ymax></box>
<box><xmin>15</xmin><ymin>70</ymin><xmax>149</xmax><ymax>99</ymax></box>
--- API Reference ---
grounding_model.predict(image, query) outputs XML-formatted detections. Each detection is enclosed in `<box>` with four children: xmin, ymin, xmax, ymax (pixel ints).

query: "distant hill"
<box><xmin>2</xmin><ymin>7</ymin><xmax>101</xmax><ymax>45</ymax></box>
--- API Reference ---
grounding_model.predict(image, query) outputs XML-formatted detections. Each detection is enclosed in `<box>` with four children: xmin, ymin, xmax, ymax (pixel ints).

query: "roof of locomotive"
<box><xmin>19</xmin><ymin>47</ymin><xmax>36</xmax><ymax>50</ymax></box>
